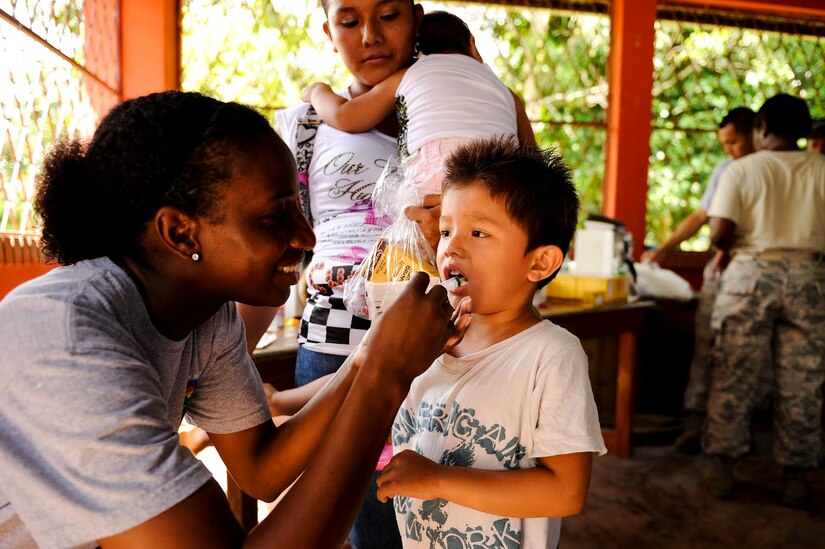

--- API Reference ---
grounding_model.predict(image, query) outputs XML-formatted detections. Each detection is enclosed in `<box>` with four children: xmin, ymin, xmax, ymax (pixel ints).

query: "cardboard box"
<box><xmin>546</xmin><ymin>273</ymin><xmax>629</xmax><ymax>305</ymax></box>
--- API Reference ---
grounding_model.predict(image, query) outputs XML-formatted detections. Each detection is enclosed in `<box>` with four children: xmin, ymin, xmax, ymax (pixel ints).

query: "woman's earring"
<box><xmin>413</xmin><ymin>41</ymin><xmax>421</xmax><ymax>58</ymax></box>
<box><xmin>191</xmin><ymin>252</ymin><xmax>200</xmax><ymax>262</ymax></box>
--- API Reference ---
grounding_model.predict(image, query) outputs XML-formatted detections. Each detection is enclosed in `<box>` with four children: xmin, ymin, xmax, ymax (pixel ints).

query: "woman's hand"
<box><xmin>353</xmin><ymin>293</ymin><xmax>471</xmax><ymax>375</ymax></box>
<box><xmin>376</xmin><ymin>450</ymin><xmax>442</xmax><ymax>502</ymax></box>
<box><xmin>301</xmin><ymin>82</ymin><xmax>333</xmax><ymax>104</ymax></box>
<box><xmin>361</xmin><ymin>272</ymin><xmax>468</xmax><ymax>386</ymax></box>
<box><xmin>404</xmin><ymin>194</ymin><xmax>441</xmax><ymax>251</ymax></box>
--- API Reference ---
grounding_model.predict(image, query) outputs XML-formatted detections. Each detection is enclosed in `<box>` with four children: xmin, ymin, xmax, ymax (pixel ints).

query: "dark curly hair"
<box><xmin>443</xmin><ymin>136</ymin><xmax>579</xmax><ymax>287</ymax></box>
<box><xmin>36</xmin><ymin>91</ymin><xmax>274</xmax><ymax>265</ymax></box>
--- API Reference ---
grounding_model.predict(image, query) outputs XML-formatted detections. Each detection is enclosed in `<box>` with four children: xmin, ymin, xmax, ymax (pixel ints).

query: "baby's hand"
<box><xmin>376</xmin><ymin>449</ymin><xmax>442</xmax><ymax>502</ymax></box>
<box><xmin>301</xmin><ymin>82</ymin><xmax>332</xmax><ymax>104</ymax></box>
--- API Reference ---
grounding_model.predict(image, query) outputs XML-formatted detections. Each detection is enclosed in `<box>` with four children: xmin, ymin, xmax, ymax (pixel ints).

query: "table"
<box><xmin>538</xmin><ymin>299</ymin><xmax>654</xmax><ymax>458</ymax></box>
<box><xmin>232</xmin><ymin>299</ymin><xmax>653</xmax><ymax>529</ymax></box>
<box><xmin>252</xmin><ymin>299</ymin><xmax>654</xmax><ymax>458</ymax></box>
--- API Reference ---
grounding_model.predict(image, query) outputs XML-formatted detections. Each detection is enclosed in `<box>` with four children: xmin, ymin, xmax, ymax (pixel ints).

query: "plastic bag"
<box><xmin>633</xmin><ymin>262</ymin><xmax>694</xmax><ymax>301</ymax></box>
<box><xmin>344</xmin><ymin>156</ymin><xmax>439</xmax><ymax>319</ymax></box>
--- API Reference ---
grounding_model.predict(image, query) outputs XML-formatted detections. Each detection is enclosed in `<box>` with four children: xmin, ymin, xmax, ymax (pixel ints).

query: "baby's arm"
<box><xmin>377</xmin><ymin>450</ymin><xmax>592</xmax><ymax>517</ymax></box>
<box><xmin>303</xmin><ymin>70</ymin><xmax>406</xmax><ymax>133</ymax></box>
<box><xmin>511</xmin><ymin>89</ymin><xmax>537</xmax><ymax>147</ymax></box>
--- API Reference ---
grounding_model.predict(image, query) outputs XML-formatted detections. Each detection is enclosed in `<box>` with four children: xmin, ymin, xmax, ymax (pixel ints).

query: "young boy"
<box><xmin>303</xmin><ymin>11</ymin><xmax>535</xmax><ymax>195</ymax></box>
<box><xmin>377</xmin><ymin>136</ymin><xmax>606</xmax><ymax>548</ymax></box>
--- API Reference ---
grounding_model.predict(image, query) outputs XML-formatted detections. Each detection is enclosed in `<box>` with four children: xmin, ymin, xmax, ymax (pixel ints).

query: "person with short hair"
<box><xmin>703</xmin><ymin>93</ymin><xmax>825</xmax><ymax>508</ymax></box>
<box><xmin>377</xmin><ymin>136</ymin><xmax>606</xmax><ymax>548</ymax></box>
<box><xmin>642</xmin><ymin>107</ymin><xmax>757</xmax><ymax>454</ymax></box>
<box><xmin>0</xmin><ymin>90</ymin><xmax>468</xmax><ymax>548</ymax></box>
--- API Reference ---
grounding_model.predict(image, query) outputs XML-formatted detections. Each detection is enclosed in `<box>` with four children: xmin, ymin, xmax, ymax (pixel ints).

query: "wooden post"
<box><xmin>120</xmin><ymin>0</ymin><xmax>180</xmax><ymax>100</ymax></box>
<box><xmin>603</xmin><ymin>0</ymin><xmax>657</xmax><ymax>258</ymax></box>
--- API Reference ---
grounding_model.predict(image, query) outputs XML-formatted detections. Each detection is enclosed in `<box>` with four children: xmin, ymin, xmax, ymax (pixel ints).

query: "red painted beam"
<box><xmin>120</xmin><ymin>0</ymin><xmax>180</xmax><ymax>100</ymax></box>
<box><xmin>603</xmin><ymin>0</ymin><xmax>657</xmax><ymax>258</ymax></box>
<box><xmin>663</xmin><ymin>0</ymin><xmax>825</xmax><ymax>19</ymax></box>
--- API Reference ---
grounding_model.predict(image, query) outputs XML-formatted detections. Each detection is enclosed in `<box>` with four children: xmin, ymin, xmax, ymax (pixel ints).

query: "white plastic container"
<box><xmin>364</xmin><ymin>276</ymin><xmax>441</xmax><ymax>318</ymax></box>
<box><xmin>574</xmin><ymin>222</ymin><xmax>617</xmax><ymax>276</ymax></box>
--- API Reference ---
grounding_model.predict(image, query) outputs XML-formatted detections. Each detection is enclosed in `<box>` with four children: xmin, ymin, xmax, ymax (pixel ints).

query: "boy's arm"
<box><xmin>377</xmin><ymin>450</ymin><xmax>592</xmax><ymax>518</ymax></box>
<box><xmin>304</xmin><ymin>71</ymin><xmax>405</xmax><ymax>133</ymax></box>
<box><xmin>264</xmin><ymin>373</ymin><xmax>334</xmax><ymax>417</ymax></box>
<box><xmin>511</xmin><ymin>89</ymin><xmax>537</xmax><ymax>148</ymax></box>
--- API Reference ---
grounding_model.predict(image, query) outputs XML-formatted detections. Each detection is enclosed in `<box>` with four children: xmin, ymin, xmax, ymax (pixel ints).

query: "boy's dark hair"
<box><xmin>443</xmin><ymin>136</ymin><xmax>579</xmax><ymax>288</ymax></box>
<box><xmin>418</xmin><ymin>11</ymin><xmax>472</xmax><ymax>56</ymax></box>
<box><xmin>754</xmin><ymin>93</ymin><xmax>811</xmax><ymax>142</ymax></box>
<box><xmin>719</xmin><ymin>107</ymin><xmax>755</xmax><ymax>135</ymax></box>
<box><xmin>36</xmin><ymin>91</ymin><xmax>274</xmax><ymax>265</ymax></box>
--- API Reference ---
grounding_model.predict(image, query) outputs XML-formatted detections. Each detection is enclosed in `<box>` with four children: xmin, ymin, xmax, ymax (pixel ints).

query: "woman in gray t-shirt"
<box><xmin>0</xmin><ymin>91</ymin><xmax>466</xmax><ymax>548</ymax></box>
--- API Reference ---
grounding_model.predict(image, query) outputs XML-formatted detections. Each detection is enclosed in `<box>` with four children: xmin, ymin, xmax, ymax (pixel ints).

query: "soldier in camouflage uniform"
<box><xmin>641</xmin><ymin>108</ymin><xmax>757</xmax><ymax>454</ymax></box>
<box><xmin>703</xmin><ymin>94</ymin><xmax>825</xmax><ymax>508</ymax></box>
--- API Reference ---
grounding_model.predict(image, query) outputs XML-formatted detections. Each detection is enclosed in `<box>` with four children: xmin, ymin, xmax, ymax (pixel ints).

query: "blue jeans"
<box><xmin>296</xmin><ymin>346</ymin><xmax>402</xmax><ymax>549</ymax></box>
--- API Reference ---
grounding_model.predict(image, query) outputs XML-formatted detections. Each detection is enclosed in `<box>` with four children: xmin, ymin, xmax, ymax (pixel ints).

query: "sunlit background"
<box><xmin>2</xmin><ymin>0</ymin><xmax>823</xmax><ymax>250</ymax></box>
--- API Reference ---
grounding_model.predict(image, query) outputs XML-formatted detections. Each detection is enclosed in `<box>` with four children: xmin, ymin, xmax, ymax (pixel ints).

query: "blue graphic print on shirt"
<box><xmin>392</xmin><ymin>401</ymin><xmax>527</xmax><ymax>547</ymax></box>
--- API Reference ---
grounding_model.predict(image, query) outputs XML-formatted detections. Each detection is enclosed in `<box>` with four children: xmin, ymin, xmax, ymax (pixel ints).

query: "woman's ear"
<box><xmin>155</xmin><ymin>206</ymin><xmax>200</xmax><ymax>262</ymax></box>
<box><xmin>527</xmin><ymin>245</ymin><xmax>564</xmax><ymax>283</ymax></box>
<box><xmin>414</xmin><ymin>3</ymin><xmax>425</xmax><ymax>26</ymax></box>
<box><xmin>323</xmin><ymin>21</ymin><xmax>337</xmax><ymax>52</ymax></box>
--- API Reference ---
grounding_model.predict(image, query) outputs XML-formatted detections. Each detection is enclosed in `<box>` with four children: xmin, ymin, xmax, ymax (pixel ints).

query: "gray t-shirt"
<box><xmin>0</xmin><ymin>257</ymin><xmax>271</xmax><ymax>548</ymax></box>
<box><xmin>700</xmin><ymin>158</ymin><xmax>732</xmax><ymax>212</ymax></box>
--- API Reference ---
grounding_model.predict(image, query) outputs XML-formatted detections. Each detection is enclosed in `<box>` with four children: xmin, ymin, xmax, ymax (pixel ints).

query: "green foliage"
<box><xmin>462</xmin><ymin>5</ymin><xmax>610</xmax><ymax>220</ymax></box>
<box><xmin>648</xmin><ymin>21</ymin><xmax>824</xmax><ymax>248</ymax></box>
<box><xmin>180</xmin><ymin>0</ymin><xmax>349</xmax><ymax>119</ymax></box>
<box><xmin>180</xmin><ymin>0</ymin><xmax>824</xmax><ymax>249</ymax></box>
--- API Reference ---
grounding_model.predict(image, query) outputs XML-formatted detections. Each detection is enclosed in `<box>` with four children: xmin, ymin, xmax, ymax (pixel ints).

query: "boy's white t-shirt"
<box><xmin>392</xmin><ymin>320</ymin><xmax>606</xmax><ymax>548</ymax></box>
<box><xmin>396</xmin><ymin>53</ymin><xmax>517</xmax><ymax>157</ymax></box>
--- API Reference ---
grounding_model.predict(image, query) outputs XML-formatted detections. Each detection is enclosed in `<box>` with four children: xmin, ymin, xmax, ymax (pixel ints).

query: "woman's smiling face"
<box><xmin>323</xmin><ymin>0</ymin><xmax>421</xmax><ymax>93</ymax></box>
<box><xmin>196</xmin><ymin>133</ymin><xmax>315</xmax><ymax>307</ymax></box>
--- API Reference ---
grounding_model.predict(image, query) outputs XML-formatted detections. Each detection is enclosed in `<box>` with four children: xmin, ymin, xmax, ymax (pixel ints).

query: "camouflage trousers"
<box><xmin>683</xmin><ymin>260</ymin><xmax>773</xmax><ymax>412</ymax></box>
<box><xmin>683</xmin><ymin>259</ymin><xmax>723</xmax><ymax>412</ymax></box>
<box><xmin>703</xmin><ymin>254</ymin><xmax>825</xmax><ymax>467</ymax></box>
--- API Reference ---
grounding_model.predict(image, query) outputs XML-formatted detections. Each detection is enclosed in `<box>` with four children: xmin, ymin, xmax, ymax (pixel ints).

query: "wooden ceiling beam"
<box><xmin>662</xmin><ymin>0</ymin><xmax>825</xmax><ymax>20</ymax></box>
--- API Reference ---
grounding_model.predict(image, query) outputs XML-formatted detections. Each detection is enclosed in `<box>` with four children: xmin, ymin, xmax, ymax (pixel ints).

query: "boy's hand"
<box><xmin>262</xmin><ymin>383</ymin><xmax>281</xmax><ymax>416</ymax></box>
<box><xmin>301</xmin><ymin>82</ymin><xmax>333</xmax><ymax>104</ymax></box>
<box><xmin>376</xmin><ymin>450</ymin><xmax>442</xmax><ymax>502</ymax></box>
<box><xmin>444</xmin><ymin>296</ymin><xmax>472</xmax><ymax>353</ymax></box>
